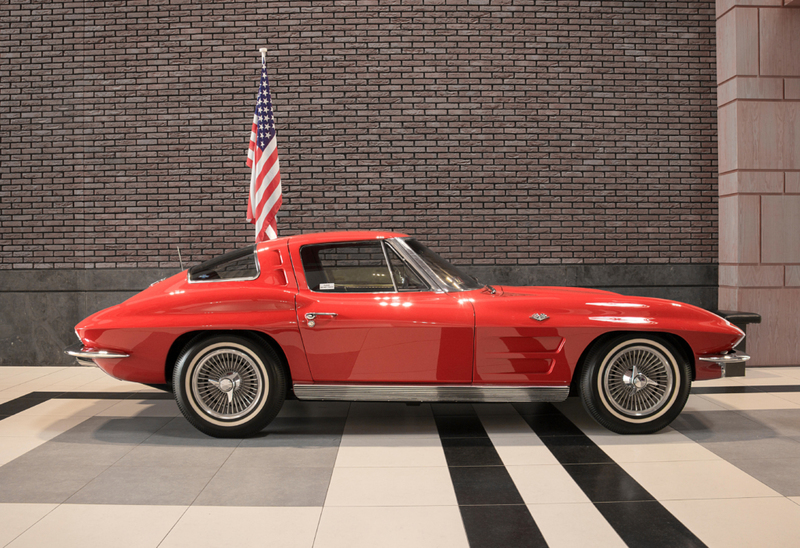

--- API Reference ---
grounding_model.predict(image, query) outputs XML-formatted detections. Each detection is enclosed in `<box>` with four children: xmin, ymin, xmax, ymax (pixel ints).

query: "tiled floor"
<box><xmin>1</xmin><ymin>366</ymin><xmax>800</xmax><ymax>547</ymax></box>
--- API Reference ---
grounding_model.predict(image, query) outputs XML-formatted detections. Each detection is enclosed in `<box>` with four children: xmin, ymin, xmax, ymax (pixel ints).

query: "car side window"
<box><xmin>300</xmin><ymin>241</ymin><xmax>395</xmax><ymax>292</ymax></box>
<box><xmin>385</xmin><ymin>243</ymin><xmax>429</xmax><ymax>291</ymax></box>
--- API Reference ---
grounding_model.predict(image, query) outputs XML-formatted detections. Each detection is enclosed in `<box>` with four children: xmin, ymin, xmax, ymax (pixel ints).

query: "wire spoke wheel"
<box><xmin>191</xmin><ymin>348</ymin><xmax>264</xmax><ymax>420</ymax></box>
<box><xmin>580</xmin><ymin>335</ymin><xmax>691</xmax><ymax>435</ymax></box>
<box><xmin>173</xmin><ymin>335</ymin><xmax>287</xmax><ymax>438</ymax></box>
<box><xmin>603</xmin><ymin>345</ymin><xmax>673</xmax><ymax>417</ymax></box>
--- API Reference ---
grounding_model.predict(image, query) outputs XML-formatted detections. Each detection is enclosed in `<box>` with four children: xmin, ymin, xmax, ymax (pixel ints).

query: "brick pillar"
<box><xmin>717</xmin><ymin>0</ymin><xmax>800</xmax><ymax>365</ymax></box>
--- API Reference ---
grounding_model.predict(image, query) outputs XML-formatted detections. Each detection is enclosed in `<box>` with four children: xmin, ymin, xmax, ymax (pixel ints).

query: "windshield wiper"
<box><xmin>485</xmin><ymin>284</ymin><xmax>496</xmax><ymax>295</ymax></box>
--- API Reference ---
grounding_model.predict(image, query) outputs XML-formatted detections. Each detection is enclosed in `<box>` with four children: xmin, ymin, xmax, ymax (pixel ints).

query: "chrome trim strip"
<box><xmin>187</xmin><ymin>247</ymin><xmax>261</xmax><ymax>284</ymax></box>
<box><xmin>388</xmin><ymin>238</ymin><xmax>449</xmax><ymax>293</ymax></box>
<box><xmin>65</xmin><ymin>344</ymin><xmax>130</xmax><ymax>360</ymax></box>
<box><xmin>292</xmin><ymin>384</ymin><xmax>570</xmax><ymax>403</ymax></box>
<box><xmin>698</xmin><ymin>351</ymin><xmax>751</xmax><ymax>364</ymax></box>
<box><xmin>380</xmin><ymin>240</ymin><xmax>399</xmax><ymax>291</ymax></box>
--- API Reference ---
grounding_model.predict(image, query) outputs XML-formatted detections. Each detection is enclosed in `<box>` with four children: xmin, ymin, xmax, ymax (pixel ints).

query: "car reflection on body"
<box><xmin>66</xmin><ymin>231</ymin><xmax>748</xmax><ymax>437</ymax></box>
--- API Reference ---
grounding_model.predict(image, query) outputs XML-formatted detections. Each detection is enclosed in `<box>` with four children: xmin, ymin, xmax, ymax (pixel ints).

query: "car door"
<box><xmin>291</xmin><ymin>238</ymin><xmax>475</xmax><ymax>383</ymax></box>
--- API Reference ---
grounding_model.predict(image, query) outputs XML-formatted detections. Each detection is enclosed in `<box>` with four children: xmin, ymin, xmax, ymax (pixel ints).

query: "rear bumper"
<box><xmin>698</xmin><ymin>350</ymin><xmax>750</xmax><ymax>378</ymax></box>
<box><xmin>64</xmin><ymin>342</ymin><xmax>130</xmax><ymax>367</ymax></box>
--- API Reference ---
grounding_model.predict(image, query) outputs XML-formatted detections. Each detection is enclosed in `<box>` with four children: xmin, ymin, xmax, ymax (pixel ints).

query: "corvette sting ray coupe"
<box><xmin>66</xmin><ymin>231</ymin><xmax>749</xmax><ymax>437</ymax></box>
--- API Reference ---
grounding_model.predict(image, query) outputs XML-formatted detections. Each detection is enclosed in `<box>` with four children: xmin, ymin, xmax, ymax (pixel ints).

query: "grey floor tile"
<box><xmin>142</xmin><ymin>417</ymin><xmax>242</xmax><ymax>447</ymax></box>
<box><xmin>278</xmin><ymin>400</ymin><xmax>350</xmax><ymax>418</ymax></box>
<box><xmin>728</xmin><ymin>458</ymin><xmax>800</xmax><ymax>497</ymax></box>
<box><xmin>745</xmin><ymin>410</ymin><xmax>800</xmax><ymax>438</ymax></box>
<box><xmin>703</xmin><ymin>438</ymin><xmax>800</xmax><ymax>462</ymax></box>
<box><xmin>262</xmin><ymin>416</ymin><xmax>347</xmax><ymax>436</ymax></box>
<box><xmin>7</xmin><ymin>440</ymin><xmax>135</xmax><ymax>468</ymax></box>
<box><xmin>0</xmin><ymin>460</ymin><xmax>107</xmax><ymax>503</ymax></box>
<box><xmin>67</xmin><ymin>465</ymin><xmax>220</xmax><ymax>505</ymax></box>
<box><xmin>53</xmin><ymin>416</ymin><xmax>173</xmax><ymax>445</ymax></box>
<box><xmin>114</xmin><ymin>444</ymin><xmax>236</xmax><ymax>469</ymax></box>
<box><xmin>239</xmin><ymin>416</ymin><xmax>346</xmax><ymax>448</ymax></box>
<box><xmin>671</xmin><ymin>411</ymin><xmax>776</xmax><ymax>443</ymax></box>
<box><xmin>194</xmin><ymin>465</ymin><xmax>334</xmax><ymax>506</ymax></box>
<box><xmin>224</xmin><ymin>446</ymin><xmax>339</xmax><ymax>469</ymax></box>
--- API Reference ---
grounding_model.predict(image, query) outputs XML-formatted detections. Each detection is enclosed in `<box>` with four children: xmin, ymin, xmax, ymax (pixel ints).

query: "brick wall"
<box><xmin>0</xmin><ymin>0</ymin><xmax>718</xmax><ymax>270</ymax></box>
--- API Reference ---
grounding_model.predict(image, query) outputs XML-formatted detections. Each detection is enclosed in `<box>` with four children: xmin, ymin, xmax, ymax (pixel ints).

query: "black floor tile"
<box><xmin>596</xmin><ymin>501</ymin><xmax>706</xmax><ymax>548</ymax></box>
<box><xmin>430</xmin><ymin>403</ymin><xmax>478</xmax><ymax>416</ymax></box>
<box><xmin>519</xmin><ymin>413</ymin><xmax>583</xmax><ymax>437</ymax></box>
<box><xmin>540</xmin><ymin>435</ymin><xmax>614</xmax><ymax>464</ymax></box>
<box><xmin>448</xmin><ymin>466</ymin><xmax>524</xmax><ymax>505</ymax></box>
<box><xmin>563</xmin><ymin>463</ymin><xmax>654</xmax><ymax>503</ymax></box>
<box><xmin>512</xmin><ymin>401</ymin><xmax>560</xmax><ymax>416</ymax></box>
<box><xmin>434</xmin><ymin>415</ymin><xmax>487</xmax><ymax>438</ymax></box>
<box><xmin>459</xmin><ymin>505</ymin><xmax>547</xmax><ymax>548</ymax></box>
<box><xmin>441</xmin><ymin>437</ymin><xmax>504</xmax><ymax>467</ymax></box>
<box><xmin>0</xmin><ymin>394</ymin><xmax>53</xmax><ymax>416</ymax></box>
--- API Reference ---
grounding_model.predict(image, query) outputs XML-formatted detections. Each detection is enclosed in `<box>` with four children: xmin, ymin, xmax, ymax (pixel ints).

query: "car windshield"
<box><xmin>401</xmin><ymin>238</ymin><xmax>484</xmax><ymax>292</ymax></box>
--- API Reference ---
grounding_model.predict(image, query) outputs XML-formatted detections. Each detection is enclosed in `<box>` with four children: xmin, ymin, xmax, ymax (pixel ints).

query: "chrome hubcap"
<box><xmin>191</xmin><ymin>348</ymin><xmax>264</xmax><ymax>420</ymax></box>
<box><xmin>604</xmin><ymin>346</ymin><xmax>673</xmax><ymax>416</ymax></box>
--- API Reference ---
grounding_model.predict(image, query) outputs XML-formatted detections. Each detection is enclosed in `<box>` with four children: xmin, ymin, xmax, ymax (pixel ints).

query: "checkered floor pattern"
<box><xmin>1</xmin><ymin>365</ymin><xmax>800</xmax><ymax>547</ymax></box>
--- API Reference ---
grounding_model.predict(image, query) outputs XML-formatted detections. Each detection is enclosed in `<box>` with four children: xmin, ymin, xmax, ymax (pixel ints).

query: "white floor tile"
<box><xmin>507</xmin><ymin>464</ymin><xmax>590</xmax><ymax>504</ymax></box>
<box><xmin>487</xmin><ymin>434</ymin><xmax>559</xmax><ymax>466</ymax></box>
<box><xmin>770</xmin><ymin>391</ymin><xmax>800</xmax><ymax>406</ymax></box>
<box><xmin>578</xmin><ymin>427</ymin><xmax>720</xmax><ymax>464</ymax></box>
<box><xmin>663</xmin><ymin>497</ymin><xmax>800</xmax><ymax>548</ymax></box>
<box><xmin>0</xmin><ymin>503</ymin><xmax>57</xmax><ymax>547</ymax></box>
<box><xmin>161</xmin><ymin>506</ymin><xmax>321</xmax><ymax>548</ymax></box>
<box><xmin>0</xmin><ymin>413</ymin><xmax>88</xmax><ymax>440</ymax></box>
<box><xmin>773</xmin><ymin>367</ymin><xmax>800</xmax><ymax>380</ymax></box>
<box><xmin>527</xmin><ymin>502</ymin><xmax>626</xmax><ymax>548</ymax></box>
<box><xmin>790</xmin><ymin>496</ymin><xmax>800</xmax><ymax>507</ymax></box>
<box><xmin>346</xmin><ymin>401</ymin><xmax>433</xmax><ymax>418</ymax></box>
<box><xmin>335</xmin><ymin>435</ymin><xmax>447</xmax><ymax>467</ymax></box>
<box><xmin>621</xmin><ymin>459</ymin><xmax>779</xmax><ymax>500</ymax></box>
<box><xmin>342</xmin><ymin>414</ymin><xmax>439</xmax><ymax>437</ymax></box>
<box><xmin>0</xmin><ymin>437</ymin><xmax>47</xmax><ymax>467</ymax></box>
<box><xmin>476</xmin><ymin>411</ymin><xmax>559</xmax><ymax>466</ymax></box>
<box><xmin>6</xmin><ymin>504</ymin><xmax>186</xmax><ymax>548</ymax></box>
<box><xmin>682</xmin><ymin>394</ymin><xmax>728</xmax><ymax>412</ymax></box>
<box><xmin>16</xmin><ymin>398</ymin><xmax>118</xmax><ymax>417</ymax></box>
<box><xmin>324</xmin><ymin>467</ymin><xmax>457</xmax><ymax>507</ymax></box>
<box><xmin>702</xmin><ymin>392</ymin><xmax>800</xmax><ymax>411</ymax></box>
<box><xmin>96</xmin><ymin>399</ymin><xmax>181</xmax><ymax>418</ymax></box>
<box><xmin>314</xmin><ymin>505</ymin><xmax>469</xmax><ymax>548</ymax></box>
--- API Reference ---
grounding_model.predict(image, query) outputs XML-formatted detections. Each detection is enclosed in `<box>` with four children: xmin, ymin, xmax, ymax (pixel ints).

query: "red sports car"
<box><xmin>66</xmin><ymin>231</ymin><xmax>749</xmax><ymax>437</ymax></box>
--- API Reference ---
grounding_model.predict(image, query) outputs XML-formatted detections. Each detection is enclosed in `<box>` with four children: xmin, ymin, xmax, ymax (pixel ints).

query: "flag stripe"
<box><xmin>246</xmin><ymin>61</ymin><xmax>282</xmax><ymax>242</ymax></box>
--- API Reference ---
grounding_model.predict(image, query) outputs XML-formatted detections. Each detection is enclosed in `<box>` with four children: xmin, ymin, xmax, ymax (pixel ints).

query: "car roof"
<box><xmin>257</xmin><ymin>230</ymin><xmax>410</xmax><ymax>250</ymax></box>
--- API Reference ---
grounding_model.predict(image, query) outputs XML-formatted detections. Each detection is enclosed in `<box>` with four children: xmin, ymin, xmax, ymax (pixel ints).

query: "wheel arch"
<box><xmin>165</xmin><ymin>330</ymin><xmax>293</xmax><ymax>391</ymax></box>
<box><xmin>569</xmin><ymin>330</ymin><xmax>696</xmax><ymax>396</ymax></box>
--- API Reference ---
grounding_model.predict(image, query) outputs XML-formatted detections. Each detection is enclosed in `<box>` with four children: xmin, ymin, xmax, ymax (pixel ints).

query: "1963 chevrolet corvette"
<box><xmin>66</xmin><ymin>231</ymin><xmax>749</xmax><ymax>437</ymax></box>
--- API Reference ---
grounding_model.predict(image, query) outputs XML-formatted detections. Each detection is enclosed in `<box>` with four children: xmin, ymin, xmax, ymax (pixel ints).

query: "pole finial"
<box><xmin>259</xmin><ymin>47</ymin><xmax>268</xmax><ymax>67</ymax></box>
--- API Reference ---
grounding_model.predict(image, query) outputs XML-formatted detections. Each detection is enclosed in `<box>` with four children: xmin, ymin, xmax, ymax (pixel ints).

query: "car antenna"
<box><xmin>176</xmin><ymin>245</ymin><xmax>184</xmax><ymax>271</ymax></box>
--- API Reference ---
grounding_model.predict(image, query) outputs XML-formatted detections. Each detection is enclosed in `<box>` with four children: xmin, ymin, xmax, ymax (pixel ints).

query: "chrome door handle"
<box><xmin>305</xmin><ymin>312</ymin><xmax>338</xmax><ymax>320</ymax></box>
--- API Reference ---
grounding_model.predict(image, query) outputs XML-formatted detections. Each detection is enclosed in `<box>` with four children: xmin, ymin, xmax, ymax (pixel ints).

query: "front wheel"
<box><xmin>580</xmin><ymin>334</ymin><xmax>691</xmax><ymax>435</ymax></box>
<box><xmin>173</xmin><ymin>334</ymin><xmax>286</xmax><ymax>438</ymax></box>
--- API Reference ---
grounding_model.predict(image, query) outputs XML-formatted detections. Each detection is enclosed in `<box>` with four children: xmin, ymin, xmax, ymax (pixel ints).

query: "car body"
<box><xmin>66</xmin><ymin>231</ymin><xmax>749</xmax><ymax>437</ymax></box>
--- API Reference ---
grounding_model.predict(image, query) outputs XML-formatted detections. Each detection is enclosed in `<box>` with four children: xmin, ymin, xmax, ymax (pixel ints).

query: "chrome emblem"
<box><xmin>530</xmin><ymin>313</ymin><xmax>549</xmax><ymax>322</ymax></box>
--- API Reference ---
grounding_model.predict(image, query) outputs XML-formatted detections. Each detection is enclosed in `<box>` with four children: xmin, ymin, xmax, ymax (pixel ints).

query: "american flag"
<box><xmin>246</xmin><ymin>60</ymin><xmax>282</xmax><ymax>242</ymax></box>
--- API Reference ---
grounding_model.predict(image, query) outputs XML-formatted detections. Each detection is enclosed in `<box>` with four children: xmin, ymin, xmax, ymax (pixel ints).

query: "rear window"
<box><xmin>188</xmin><ymin>245</ymin><xmax>259</xmax><ymax>282</ymax></box>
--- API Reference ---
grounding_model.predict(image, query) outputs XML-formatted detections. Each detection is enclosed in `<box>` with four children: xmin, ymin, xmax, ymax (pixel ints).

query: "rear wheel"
<box><xmin>173</xmin><ymin>334</ymin><xmax>286</xmax><ymax>438</ymax></box>
<box><xmin>580</xmin><ymin>334</ymin><xmax>691</xmax><ymax>434</ymax></box>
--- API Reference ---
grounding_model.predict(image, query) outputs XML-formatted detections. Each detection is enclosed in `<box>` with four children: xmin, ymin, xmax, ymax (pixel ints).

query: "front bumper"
<box><xmin>64</xmin><ymin>342</ymin><xmax>130</xmax><ymax>367</ymax></box>
<box><xmin>698</xmin><ymin>350</ymin><xmax>750</xmax><ymax>378</ymax></box>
